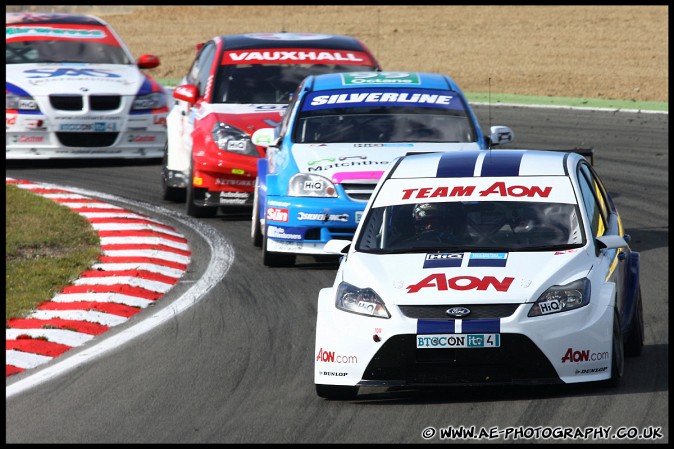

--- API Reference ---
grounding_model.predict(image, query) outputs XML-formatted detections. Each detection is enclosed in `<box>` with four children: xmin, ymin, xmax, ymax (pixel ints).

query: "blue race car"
<box><xmin>250</xmin><ymin>71</ymin><xmax>515</xmax><ymax>267</ymax></box>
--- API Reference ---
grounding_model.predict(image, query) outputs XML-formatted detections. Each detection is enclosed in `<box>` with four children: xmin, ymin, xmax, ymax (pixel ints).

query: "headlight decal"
<box><xmin>335</xmin><ymin>282</ymin><xmax>390</xmax><ymax>319</ymax></box>
<box><xmin>527</xmin><ymin>278</ymin><xmax>591</xmax><ymax>317</ymax></box>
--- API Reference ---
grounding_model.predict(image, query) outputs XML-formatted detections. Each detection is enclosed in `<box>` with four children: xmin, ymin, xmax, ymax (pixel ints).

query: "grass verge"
<box><xmin>5</xmin><ymin>183</ymin><xmax>101</xmax><ymax>320</ymax></box>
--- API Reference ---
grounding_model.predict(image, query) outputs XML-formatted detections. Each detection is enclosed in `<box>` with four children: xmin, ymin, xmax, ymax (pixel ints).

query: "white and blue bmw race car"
<box><xmin>6</xmin><ymin>12</ymin><xmax>168</xmax><ymax>160</ymax></box>
<box><xmin>314</xmin><ymin>149</ymin><xmax>644</xmax><ymax>400</ymax></box>
<box><xmin>250</xmin><ymin>71</ymin><xmax>514</xmax><ymax>267</ymax></box>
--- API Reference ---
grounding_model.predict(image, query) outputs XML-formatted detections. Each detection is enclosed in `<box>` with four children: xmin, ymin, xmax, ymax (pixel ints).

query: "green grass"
<box><xmin>5</xmin><ymin>184</ymin><xmax>101</xmax><ymax>320</ymax></box>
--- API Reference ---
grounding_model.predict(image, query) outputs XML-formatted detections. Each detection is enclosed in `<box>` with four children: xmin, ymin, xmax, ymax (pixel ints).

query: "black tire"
<box><xmin>316</xmin><ymin>384</ymin><xmax>358</xmax><ymax>400</ymax></box>
<box><xmin>251</xmin><ymin>178</ymin><xmax>262</xmax><ymax>247</ymax></box>
<box><xmin>160</xmin><ymin>147</ymin><xmax>185</xmax><ymax>202</ymax></box>
<box><xmin>624</xmin><ymin>288</ymin><xmax>644</xmax><ymax>357</ymax></box>
<box><xmin>262</xmin><ymin>227</ymin><xmax>296</xmax><ymax>267</ymax></box>
<box><xmin>186</xmin><ymin>164</ymin><xmax>217</xmax><ymax>218</ymax></box>
<box><xmin>602</xmin><ymin>309</ymin><xmax>624</xmax><ymax>388</ymax></box>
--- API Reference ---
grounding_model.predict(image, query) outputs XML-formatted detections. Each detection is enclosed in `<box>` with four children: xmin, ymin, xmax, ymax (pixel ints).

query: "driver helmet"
<box><xmin>412</xmin><ymin>203</ymin><xmax>445</xmax><ymax>234</ymax></box>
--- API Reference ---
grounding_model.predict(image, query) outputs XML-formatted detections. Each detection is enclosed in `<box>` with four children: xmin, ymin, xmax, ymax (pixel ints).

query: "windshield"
<box><xmin>293</xmin><ymin>88</ymin><xmax>476</xmax><ymax>143</ymax></box>
<box><xmin>212</xmin><ymin>64</ymin><xmax>377</xmax><ymax>104</ymax></box>
<box><xmin>356</xmin><ymin>201</ymin><xmax>585</xmax><ymax>253</ymax></box>
<box><xmin>6</xmin><ymin>39</ymin><xmax>131</xmax><ymax>64</ymax></box>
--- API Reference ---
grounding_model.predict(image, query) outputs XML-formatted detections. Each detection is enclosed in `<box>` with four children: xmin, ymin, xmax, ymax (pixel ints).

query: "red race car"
<box><xmin>161</xmin><ymin>32</ymin><xmax>381</xmax><ymax>217</ymax></box>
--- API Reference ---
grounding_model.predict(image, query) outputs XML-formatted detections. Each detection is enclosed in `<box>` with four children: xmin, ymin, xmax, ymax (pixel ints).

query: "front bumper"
<box><xmin>315</xmin><ymin>288</ymin><xmax>614</xmax><ymax>388</ymax></box>
<box><xmin>264</xmin><ymin>195</ymin><xmax>366</xmax><ymax>255</ymax></box>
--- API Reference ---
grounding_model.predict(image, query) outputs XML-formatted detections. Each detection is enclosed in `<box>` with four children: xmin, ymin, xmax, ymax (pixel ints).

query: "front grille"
<box><xmin>341</xmin><ymin>181</ymin><xmax>378</xmax><ymax>202</ymax></box>
<box><xmin>90</xmin><ymin>95</ymin><xmax>121</xmax><ymax>111</ymax></box>
<box><xmin>399</xmin><ymin>304</ymin><xmax>521</xmax><ymax>319</ymax></box>
<box><xmin>50</xmin><ymin>95</ymin><xmax>83</xmax><ymax>111</ymax></box>
<box><xmin>362</xmin><ymin>334</ymin><xmax>561</xmax><ymax>386</ymax></box>
<box><xmin>48</xmin><ymin>95</ymin><xmax>121</xmax><ymax>111</ymax></box>
<box><xmin>56</xmin><ymin>132</ymin><xmax>118</xmax><ymax>147</ymax></box>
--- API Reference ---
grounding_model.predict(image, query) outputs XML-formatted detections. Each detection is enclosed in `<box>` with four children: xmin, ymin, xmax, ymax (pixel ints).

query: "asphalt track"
<box><xmin>5</xmin><ymin>105</ymin><xmax>669</xmax><ymax>443</ymax></box>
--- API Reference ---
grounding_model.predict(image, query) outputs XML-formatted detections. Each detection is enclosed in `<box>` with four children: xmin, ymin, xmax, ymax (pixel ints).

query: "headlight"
<box><xmin>288</xmin><ymin>173</ymin><xmax>337</xmax><ymax>197</ymax></box>
<box><xmin>528</xmin><ymin>278</ymin><xmax>591</xmax><ymax>317</ymax></box>
<box><xmin>131</xmin><ymin>92</ymin><xmax>166</xmax><ymax>111</ymax></box>
<box><xmin>335</xmin><ymin>282</ymin><xmax>390</xmax><ymax>319</ymax></box>
<box><xmin>6</xmin><ymin>93</ymin><xmax>39</xmax><ymax>111</ymax></box>
<box><xmin>211</xmin><ymin>122</ymin><xmax>259</xmax><ymax>156</ymax></box>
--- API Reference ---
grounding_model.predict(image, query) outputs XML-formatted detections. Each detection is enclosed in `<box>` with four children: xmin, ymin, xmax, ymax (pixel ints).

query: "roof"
<box><xmin>389</xmin><ymin>150</ymin><xmax>576</xmax><ymax>180</ymax></box>
<box><xmin>308</xmin><ymin>71</ymin><xmax>461</xmax><ymax>92</ymax></box>
<box><xmin>6</xmin><ymin>12</ymin><xmax>106</xmax><ymax>26</ymax></box>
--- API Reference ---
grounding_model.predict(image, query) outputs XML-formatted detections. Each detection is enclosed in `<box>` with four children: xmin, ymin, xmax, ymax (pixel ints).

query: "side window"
<box><xmin>278</xmin><ymin>81</ymin><xmax>304</xmax><ymax>138</ymax></box>
<box><xmin>186</xmin><ymin>42</ymin><xmax>216</xmax><ymax>98</ymax></box>
<box><xmin>577</xmin><ymin>164</ymin><xmax>607</xmax><ymax>237</ymax></box>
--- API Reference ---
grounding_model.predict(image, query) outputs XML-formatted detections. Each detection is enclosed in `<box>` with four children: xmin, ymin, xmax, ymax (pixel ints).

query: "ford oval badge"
<box><xmin>446</xmin><ymin>306</ymin><xmax>471</xmax><ymax>318</ymax></box>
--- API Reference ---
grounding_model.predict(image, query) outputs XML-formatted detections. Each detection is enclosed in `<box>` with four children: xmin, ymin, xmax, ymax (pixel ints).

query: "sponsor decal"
<box><xmin>231</xmin><ymin>168</ymin><xmax>246</xmax><ymax>175</ymax></box>
<box><xmin>222</xmin><ymin>48</ymin><xmax>367</xmax><ymax>64</ymax></box>
<box><xmin>417</xmin><ymin>333</ymin><xmax>500</xmax><ymax>348</ymax></box>
<box><xmin>575</xmin><ymin>367</ymin><xmax>609</xmax><ymax>375</ymax></box>
<box><xmin>6</xmin><ymin>115</ymin><xmax>17</xmax><ymax>126</ymax></box>
<box><xmin>538</xmin><ymin>299</ymin><xmax>561</xmax><ymax>315</ymax></box>
<box><xmin>355</xmin><ymin>211</ymin><xmax>363</xmax><ymax>223</ymax></box>
<box><xmin>267</xmin><ymin>225</ymin><xmax>303</xmax><ymax>240</ymax></box>
<box><xmin>268</xmin><ymin>200</ymin><xmax>291</xmax><ymax>207</ymax></box>
<box><xmin>218</xmin><ymin>192</ymin><xmax>249</xmax><ymax>204</ymax></box>
<box><xmin>12</xmin><ymin>135</ymin><xmax>45</xmax><ymax>144</ymax></box>
<box><xmin>468</xmin><ymin>252</ymin><xmax>508</xmax><ymax>268</ymax></box>
<box><xmin>554</xmin><ymin>249</ymin><xmax>578</xmax><ymax>255</ymax></box>
<box><xmin>307</xmin><ymin>159</ymin><xmax>389</xmax><ymax>172</ymax></box>
<box><xmin>153</xmin><ymin>115</ymin><xmax>166</xmax><ymax>126</ymax></box>
<box><xmin>297</xmin><ymin>212</ymin><xmax>349</xmax><ymax>222</ymax></box>
<box><xmin>59</xmin><ymin>122</ymin><xmax>117</xmax><ymax>132</ymax></box>
<box><xmin>407</xmin><ymin>274</ymin><xmax>514</xmax><ymax>294</ymax></box>
<box><xmin>308</xmin><ymin>158</ymin><xmax>336</xmax><ymax>166</ymax></box>
<box><xmin>23</xmin><ymin>68</ymin><xmax>121</xmax><ymax>79</ymax></box>
<box><xmin>401</xmin><ymin>182</ymin><xmax>552</xmax><ymax>200</ymax></box>
<box><xmin>319</xmin><ymin>371</ymin><xmax>348</xmax><ymax>377</ymax></box>
<box><xmin>266</xmin><ymin>207</ymin><xmax>289</xmax><ymax>222</ymax></box>
<box><xmin>341</xmin><ymin>72</ymin><xmax>421</xmax><ymax>85</ymax></box>
<box><xmin>561</xmin><ymin>348</ymin><xmax>610</xmax><ymax>363</ymax></box>
<box><xmin>214</xmin><ymin>178</ymin><xmax>255</xmax><ymax>187</ymax></box>
<box><xmin>423</xmin><ymin>252</ymin><xmax>464</xmax><ymax>269</ymax></box>
<box><xmin>127</xmin><ymin>135</ymin><xmax>156</xmax><ymax>143</ymax></box>
<box><xmin>306</xmin><ymin>89</ymin><xmax>455</xmax><ymax>109</ymax></box>
<box><xmin>315</xmin><ymin>347</ymin><xmax>358</xmax><ymax>364</ymax></box>
<box><xmin>6</xmin><ymin>26</ymin><xmax>106</xmax><ymax>39</ymax></box>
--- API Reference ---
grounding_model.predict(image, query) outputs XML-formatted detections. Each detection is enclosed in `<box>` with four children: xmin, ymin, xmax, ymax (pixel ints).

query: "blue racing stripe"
<box><xmin>436</xmin><ymin>151</ymin><xmax>479</xmax><ymax>178</ymax></box>
<box><xmin>417</xmin><ymin>320</ymin><xmax>455</xmax><ymax>334</ymax></box>
<box><xmin>462</xmin><ymin>319</ymin><xmax>500</xmax><ymax>333</ymax></box>
<box><xmin>481</xmin><ymin>151</ymin><xmax>524</xmax><ymax>177</ymax></box>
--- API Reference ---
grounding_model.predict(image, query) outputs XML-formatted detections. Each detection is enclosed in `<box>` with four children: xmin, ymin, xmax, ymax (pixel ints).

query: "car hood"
<box><xmin>291</xmin><ymin>142</ymin><xmax>482</xmax><ymax>183</ymax></box>
<box><xmin>195</xmin><ymin>103</ymin><xmax>288</xmax><ymax>134</ymax></box>
<box><xmin>340</xmin><ymin>249</ymin><xmax>592</xmax><ymax>305</ymax></box>
<box><xmin>6</xmin><ymin>63</ymin><xmax>159</xmax><ymax>97</ymax></box>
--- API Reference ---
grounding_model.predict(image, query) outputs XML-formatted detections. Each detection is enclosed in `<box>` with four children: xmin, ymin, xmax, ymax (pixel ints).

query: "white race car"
<box><xmin>6</xmin><ymin>12</ymin><xmax>168</xmax><ymax>159</ymax></box>
<box><xmin>315</xmin><ymin>149</ymin><xmax>644</xmax><ymax>399</ymax></box>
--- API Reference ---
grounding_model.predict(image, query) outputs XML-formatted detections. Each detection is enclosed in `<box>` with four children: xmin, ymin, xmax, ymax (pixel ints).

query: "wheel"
<box><xmin>624</xmin><ymin>288</ymin><xmax>644</xmax><ymax>357</ymax></box>
<box><xmin>160</xmin><ymin>146</ymin><xmax>185</xmax><ymax>202</ymax></box>
<box><xmin>186</xmin><ymin>163</ymin><xmax>217</xmax><ymax>218</ymax></box>
<box><xmin>262</xmin><ymin>227</ymin><xmax>296</xmax><ymax>267</ymax></box>
<box><xmin>602</xmin><ymin>309</ymin><xmax>624</xmax><ymax>388</ymax></box>
<box><xmin>316</xmin><ymin>384</ymin><xmax>358</xmax><ymax>400</ymax></box>
<box><xmin>251</xmin><ymin>178</ymin><xmax>262</xmax><ymax>247</ymax></box>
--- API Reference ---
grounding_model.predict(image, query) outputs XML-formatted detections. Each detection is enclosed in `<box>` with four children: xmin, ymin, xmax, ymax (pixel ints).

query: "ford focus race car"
<box><xmin>314</xmin><ymin>150</ymin><xmax>644</xmax><ymax>400</ymax></box>
<box><xmin>250</xmin><ymin>71</ymin><xmax>514</xmax><ymax>267</ymax></box>
<box><xmin>161</xmin><ymin>32</ymin><xmax>381</xmax><ymax>217</ymax></box>
<box><xmin>6</xmin><ymin>12</ymin><xmax>168</xmax><ymax>160</ymax></box>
